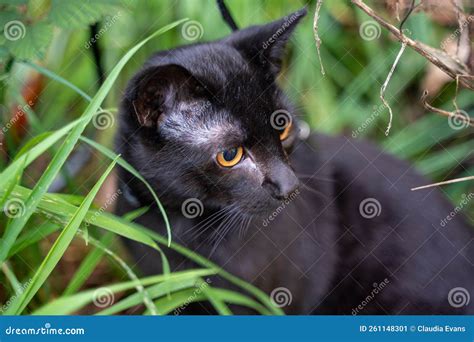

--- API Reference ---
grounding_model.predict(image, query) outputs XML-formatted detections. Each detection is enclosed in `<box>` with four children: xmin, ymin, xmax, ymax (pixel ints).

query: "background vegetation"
<box><xmin>0</xmin><ymin>0</ymin><xmax>472</xmax><ymax>315</ymax></box>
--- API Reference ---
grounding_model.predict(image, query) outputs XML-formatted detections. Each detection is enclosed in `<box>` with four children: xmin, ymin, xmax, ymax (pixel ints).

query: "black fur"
<box><xmin>115</xmin><ymin>9</ymin><xmax>474</xmax><ymax>314</ymax></box>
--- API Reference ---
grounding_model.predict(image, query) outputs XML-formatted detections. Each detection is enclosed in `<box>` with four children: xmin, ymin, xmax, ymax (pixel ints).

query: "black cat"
<box><xmin>115</xmin><ymin>8</ymin><xmax>474</xmax><ymax>314</ymax></box>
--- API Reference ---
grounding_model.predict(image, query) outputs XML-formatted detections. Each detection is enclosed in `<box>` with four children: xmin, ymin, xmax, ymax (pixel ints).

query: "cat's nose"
<box><xmin>262</xmin><ymin>163</ymin><xmax>299</xmax><ymax>200</ymax></box>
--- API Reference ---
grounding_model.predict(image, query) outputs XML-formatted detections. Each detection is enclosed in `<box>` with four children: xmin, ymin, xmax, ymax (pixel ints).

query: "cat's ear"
<box><xmin>127</xmin><ymin>64</ymin><xmax>202</xmax><ymax>128</ymax></box>
<box><xmin>225</xmin><ymin>8</ymin><xmax>306</xmax><ymax>74</ymax></box>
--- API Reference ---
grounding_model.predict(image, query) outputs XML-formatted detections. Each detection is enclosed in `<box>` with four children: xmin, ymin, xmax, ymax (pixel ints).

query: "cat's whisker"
<box><xmin>188</xmin><ymin>205</ymin><xmax>234</xmax><ymax>241</ymax></box>
<box><xmin>209</xmin><ymin>210</ymin><xmax>242</xmax><ymax>256</ymax></box>
<box><xmin>239</xmin><ymin>215</ymin><xmax>253</xmax><ymax>239</ymax></box>
<box><xmin>208</xmin><ymin>208</ymin><xmax>238</xmax><ymax>245</ymax></box>
<box><xmin>191</xmin><ymin>204</ymin><xmax>238</xmax><ymax>239</ymax></box>
<box><xmin>300</xmin><ymin>182</ymin><xmax>328</xmax><ymax>201</ymax></box>
<box><xmin>296</xmin><ymin>173</ymin><xmax>336</xmax><ymax>183</ymax></box>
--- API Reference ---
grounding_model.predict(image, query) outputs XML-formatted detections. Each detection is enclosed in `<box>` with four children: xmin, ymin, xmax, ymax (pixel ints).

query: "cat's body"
<box><xmin>115</xmin><ymin>9</ymin><xmax>474</xmax><ymax>314</ymax></box>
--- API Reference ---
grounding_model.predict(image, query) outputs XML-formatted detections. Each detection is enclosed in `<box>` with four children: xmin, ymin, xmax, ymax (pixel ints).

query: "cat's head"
<box><xmin>119</xmin><ymin>8</ymin><xmax>306</xmax><ymax>216</ymax></box>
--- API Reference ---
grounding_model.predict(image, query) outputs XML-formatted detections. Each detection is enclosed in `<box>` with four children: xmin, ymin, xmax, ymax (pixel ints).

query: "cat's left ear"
<box><xmin>225</xmin><ymin>8</ymin><xmax>306</xmax><ymax>75</ymax></box>
<box><xmin>126</xmin><ymin>64</ymin><xmax>204</xmax><ymax>128</ymax></box>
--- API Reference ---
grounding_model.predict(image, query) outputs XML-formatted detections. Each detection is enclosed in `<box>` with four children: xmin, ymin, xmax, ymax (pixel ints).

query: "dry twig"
<box><xmin>313</xmin><ymin>0</ymin><xmax>326</xmax><ymax>76</ymax></box>
<box><xmin>421</xmin><ymin>90</ymin><xmax>474</xmax><ymax>127</ymax></box>
<box><xmin>351</xmin><ymin>0</ymin><xmax>474</xmax><ymax>90</ymax></box>
<box><xmin>380</xmin><ymin>42</ymin><xmax>407</xmax><ymax>135</ymax></box>
<box><xmin>411</xmin><ymin>175</ymin><xmax>474</xmax><ymax>191</ymax></box>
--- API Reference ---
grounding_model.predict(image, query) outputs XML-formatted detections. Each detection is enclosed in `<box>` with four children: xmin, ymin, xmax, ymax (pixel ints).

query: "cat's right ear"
<box><xmin>126</xmin><ymin>64</ymin><xmax>201</xmax><ymax>128</ymax></box>
<box><xmin>225</xmin><ymin>8</ymin><xmax>306</xmax><ymax>75</ymax></box>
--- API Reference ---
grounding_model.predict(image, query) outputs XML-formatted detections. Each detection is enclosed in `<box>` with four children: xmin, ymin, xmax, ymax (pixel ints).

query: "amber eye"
<box><xmin>216</xmin><ymin>147</ymin><xmax>244</xmax><ymax>167</ymax></box>
<box><xmin>279</xmin><ymin>121</ymin><xmax>292</xmax><ymax>141</ymax></box>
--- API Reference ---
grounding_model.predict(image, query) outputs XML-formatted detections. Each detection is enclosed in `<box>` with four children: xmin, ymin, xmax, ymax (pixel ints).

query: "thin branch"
<box><xmin>411</xmin><ymin>175</ymin><xmax>474</xmax><ymax>191</ymax></box>
<box><xmin>380</xmin><ymin>41</ymin><xmax>407</xmax><ymax>135</ymax></box>
<box><xmin>351</xmin><ymin>0</ymin><xmax>474</xmax><ymax>90</ymax></box>
<box><xmin>421</xmin><ymin>90</ymin><xmax>474</xmax><ymax>127</ymax></box>
<box><xmin>313</xmin><ymin>0</ymin><xmax>325</xmax><ymax>76</ymax></box>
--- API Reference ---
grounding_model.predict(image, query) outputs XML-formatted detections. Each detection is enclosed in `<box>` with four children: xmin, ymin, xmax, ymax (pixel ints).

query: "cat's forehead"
<box><xmin>160</xmin><ymin>100</ymin><xmax>245</xmax><ymax>148</ymax></box>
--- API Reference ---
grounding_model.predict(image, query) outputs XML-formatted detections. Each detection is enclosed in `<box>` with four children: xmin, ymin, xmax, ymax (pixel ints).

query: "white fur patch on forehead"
<box><xmin>160</xmin><ymin>100</ymin><xmax>242</xmax><ymax>147</ymax></box>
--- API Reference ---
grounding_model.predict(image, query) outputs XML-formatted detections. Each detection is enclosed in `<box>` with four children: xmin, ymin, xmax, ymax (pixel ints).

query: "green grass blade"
<box><xmin>150</xmin><ymin>287</ymin><xmax>269</xmax><ymax>315</ymax></box>
<box><xmin>1</xmin><ymin>262</ymin><xmax>21</xmax><ymax>296</ymax></box>
<box><xmin>197</xmin><ymin>278</ymin><xmax>232</xmax><ymax>315</ymax></box>
<box><xmin>6</xmin><ymin>157</ymin><xmax>119</xmax><ymax>315</ymax></box>
<box><xmin>0</xmin><ymin>156</ymin><xmax>25</xmax><ymax>208</ymax></box>
<box><xmin>79</xmin><ymin>135</ymin><xmax>171</xmax><ymax>246</ymax></box>
<box><xmin>8</xmin><ymin>223</ymin><xmax>61</xmax><ymax>258</ymax></box>
<box><xmin>62</xmin><ymin>232</ymin><xmax>115</xmax><ymax>296</ymax></box>
<box><xmin>96</xmin><ymin>277</ymin><xmax>199</xmax><ymax>315</ymax></box>
<box><xmin>5</xmin><ymin>185</ymin><xmax>158</xmax><ymax>250</ymax></box>
<box><xmin>0</xmin><ymin>119</ymin><xmax>82</xmax><ymax>191</ymax></box>
<box><xmin>0</xmin><ymin>19</ymin><xmax>186</xmax><ymax>262</ymax></box>
<box><xmin>23</xmin><ymin>61</ymin><xmax>92</xmax><ymax>102</ymax></box>
<box><xmin>32</xmin><ymin>269</ymin><xmax>215</xmax><ymax>315</ymax></box>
